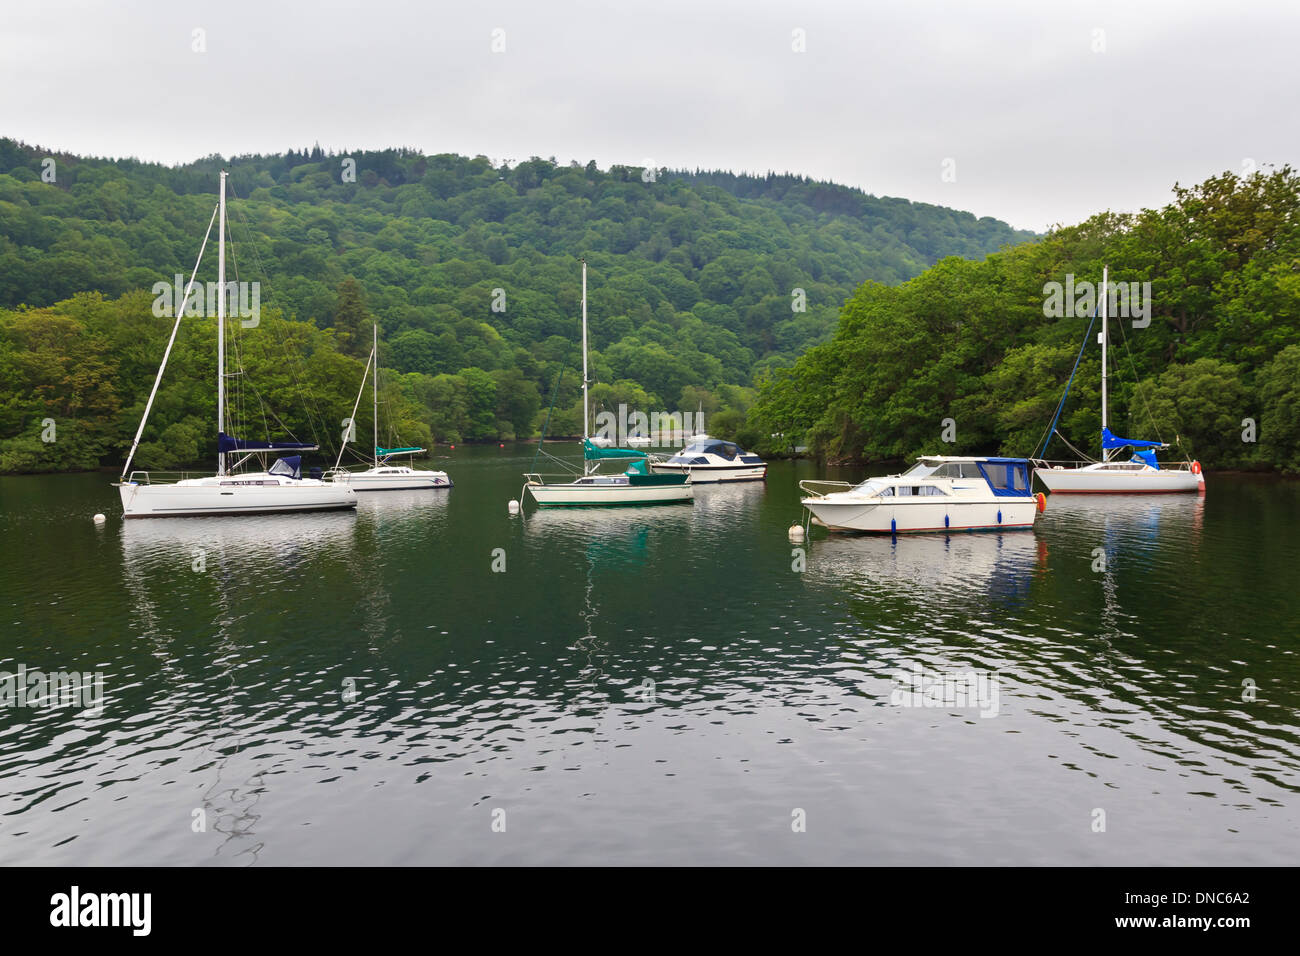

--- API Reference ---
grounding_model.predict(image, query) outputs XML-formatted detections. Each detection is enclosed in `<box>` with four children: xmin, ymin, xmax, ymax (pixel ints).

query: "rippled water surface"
<box><xmin>1</xmin><ymin>449</ymin><xmax>1297</xmax><ymax>865</ymax></box>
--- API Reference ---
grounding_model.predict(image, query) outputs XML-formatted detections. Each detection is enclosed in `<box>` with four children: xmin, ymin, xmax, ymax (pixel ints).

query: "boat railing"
<box><xmin>1031</xmin><ymin>457</ymin><xmax>1196</xmax><ymax>472</ymax></box>
<box><xmin>799</xmin><ymin>479</ymin><xmax>854</xmax><ymax>498</ymax></box>
<box><xmin>124</xmin><ymin>470</ymin><xmax>216</xmax><ymax>484</ymax></box>
<box><xmin>522</xmin><ymin>472</ymin><xmax>577</xmax><ymax>484</ymax></box>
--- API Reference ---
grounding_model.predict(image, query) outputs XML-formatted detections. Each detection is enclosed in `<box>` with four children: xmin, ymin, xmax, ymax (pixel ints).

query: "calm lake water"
<box><xmin>1</xmin><ymin>447</ymin><xmax>1297</xmax><ymax>865</ymax></box>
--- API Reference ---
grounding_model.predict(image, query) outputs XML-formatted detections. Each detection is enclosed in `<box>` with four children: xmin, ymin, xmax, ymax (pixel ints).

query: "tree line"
<box><xmin>0</xmin><ymin>138</ymin><xmax>1031</xmax><ymax>472</ymax></box>
<box><xmin>745</xmin><ymin>167</ymin><xmax>1300</xmax><ymax>475</ymax></box>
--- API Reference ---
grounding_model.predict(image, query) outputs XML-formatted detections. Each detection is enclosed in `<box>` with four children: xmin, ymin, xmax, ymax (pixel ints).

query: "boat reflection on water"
<box><xmin>689</xmin><ymin>479</ymin><xmax>767</xmax><ymax>526</ymax></box>
<box><xmin>354</xmin><ymin>485</ymin><xmax>451</xmax><ymax>541</ymax></box>
<box><xmin>803</xmin><ymin>530</ymin><xmax>1047</xmax><ymax>609</ymax></box>
<box><xmin>119</xmin><ymin>509</ymin><xmax>359</xmax><ymax>575</ymax></box>
<box><xmin>1041</xmin><ymin>491</ymin><xmax>1206</xmax><ymax>540</ymax></box>
<box><xmin>117</xmin><ymin>509</ymin><xmax>362</xmax><ymax>865</ymax></box>
<box><xmin>521</xmin><ymin>502</ymin><xmax>693</xmax><ymax>556</ymax></box>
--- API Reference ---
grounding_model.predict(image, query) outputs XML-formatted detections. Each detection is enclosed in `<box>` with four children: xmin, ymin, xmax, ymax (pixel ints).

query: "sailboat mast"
<box><xmin>1100</xmin><ymin>265</ymin><xmax>1108</xmax><ymax>463</ymax></box>
<box><xmin>216</xmin><ymin>170</ymin><xmax>226</xmax><ymax>477</ymax></box>
<box><xmin>581</xmin><ymin>258</ymin><xmax>589</xmax><ymax>440</ymax></box>
<box><xmin>373</xmin><ymin>321</ymin><xmax>379</xmax><ymax>467</ymax></box>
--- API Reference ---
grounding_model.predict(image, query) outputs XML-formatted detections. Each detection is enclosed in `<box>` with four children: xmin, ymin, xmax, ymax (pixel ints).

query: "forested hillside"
<box><xmin>747</xmin><ymin>167</ymin><xmax>1300</xmax><ymax>474</ymax></box>
<box><xmin>0</xmin><ymin>138</ymin><xmax>1033</xmax><ymax>472</ymax></box>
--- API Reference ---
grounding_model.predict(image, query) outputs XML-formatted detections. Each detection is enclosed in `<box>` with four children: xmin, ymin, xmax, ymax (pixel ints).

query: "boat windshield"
<box><xmin>901</xmin><ymin>461</ymin><xmax>938</xmax><ymax>478</ymax></box>
<box><xmin>849</xmin><ymin>478</ymin><xmax>892</xmax><ymax>496</ymax></box>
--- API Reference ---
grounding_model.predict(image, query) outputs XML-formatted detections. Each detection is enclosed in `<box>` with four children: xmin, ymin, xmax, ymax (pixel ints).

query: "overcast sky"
<box><xmin>2</xmin><ymin>0</ymin><xmax>1296</xmax><ymax>231</ymax></box>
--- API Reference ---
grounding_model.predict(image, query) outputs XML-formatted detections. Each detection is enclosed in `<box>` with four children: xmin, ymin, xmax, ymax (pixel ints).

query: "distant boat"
<box><xmin>116</xmin><ymin>172</ymin><xmax>356</xmax><ymax>518</ymax></box>
<box><xmin>523</xmin><ymin>260</ymin><xmax>693</xmax><ymax>508</ymax></box>
<box><xmin>800</xmin><ymin>456</ymin><xmax>1044</xmax><ymax>533</ymax></box>
<box><xmin>651</xmin><ymin>436</ymin><xmax>767</xmax><ymax>483</ymax></box>
<box><xmin>327</xmin><ymin>323</ymin><xmax>452</xmax><ymax>492</ymax></box>
<box><xmin>1033</xmin><ymin>267</ymin><xmax>1203</xmax><ymax>495</ymax></box>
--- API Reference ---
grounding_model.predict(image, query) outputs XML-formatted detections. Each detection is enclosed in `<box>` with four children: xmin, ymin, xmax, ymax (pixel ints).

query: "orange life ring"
<box><xmin>1035</xmin><ymin>492</ymin><xmax>1047</xmax><ymax>513</ymax></box>
<box><xmin>1191</xmin><ymin>460</ymin><xmax>1201</xmax><ymax>475</ymax></box>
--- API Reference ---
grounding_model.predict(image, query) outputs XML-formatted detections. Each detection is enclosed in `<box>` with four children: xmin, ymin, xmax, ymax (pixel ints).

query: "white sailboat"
<box><xmin>327</xmin><ymin>324</ymin><xmax>452</xmax><ymax>491</ymax></box>
<box><xmin>116</xmin><ymin>171</ymin><xmax>357</xmax><ymax>518</ymax></box>
<box><xmin>1033</xmin><ymin>267</ymin><xmax>1204</xmax><ymax>495</ymax></box>
<box><xmin>523</xmin><ymin>260</ymin><xmax>693</xmax><ymax>508</ymax></box>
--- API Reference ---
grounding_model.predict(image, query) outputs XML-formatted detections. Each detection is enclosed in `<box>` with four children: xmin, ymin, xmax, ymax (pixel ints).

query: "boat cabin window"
<box><xmin>897</xmin><ymin>484</ymin><xmax>946</xmax><ymax>496</ymax></box>
<box><xmin>902</xmin><ymin>461</ymin><xmax>938</xmax><ymax>479</ymax></box>
<box><xmin>681</xmin><ymin>441</ymin><xmax>739</xmax><ymax>459</ymax></box>
<box><xmin>927</xmin><ymin>461</ymin><xmax>985</xmax><ymax>479</ymax></box>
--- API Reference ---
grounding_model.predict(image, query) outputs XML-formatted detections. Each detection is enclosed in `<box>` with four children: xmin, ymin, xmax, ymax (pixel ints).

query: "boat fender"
<box><xmin>1035</xmin><ymin>492</ymin><xmax>1047</xmax><ymax>513</ymax></box>
<box><xmin>890</xmin><ymin>518</ymin><xmax>896</xmax><ymax>536</ymax></box>
<box><xmin>997</xmin><ymin>509</ymin><xmax>1002</xmax><ymax>525</ymax></box>
<box><xmin>1191</xmin><ymin>460</ymin><xmax>1201</xmax><ymax>475</ymax></box>
<box><xmin>944</xmin><ymin>514</ymin><xmax>950</xmax><ymax>529</ymax></box>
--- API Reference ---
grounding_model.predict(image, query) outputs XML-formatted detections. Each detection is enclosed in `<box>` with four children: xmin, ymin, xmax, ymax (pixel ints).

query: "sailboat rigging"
<box><xmin>116</xmin><ymin>171</ymin><xmax>357</xmax><ymax>517</ymax></box>
<box><xmin>327</xmin><ymin>323</ymin><xmax>452</xmax><ymax>491</ymax></box>
<box><xmin>522</xmin><ymin>259</ymin><xmax>693</xmax><ymax>507</ymax></box>
<box><xmin>1033</xmin><ymin>267</ymin><xmax>1204</xmax><ymax>494</ymax></box>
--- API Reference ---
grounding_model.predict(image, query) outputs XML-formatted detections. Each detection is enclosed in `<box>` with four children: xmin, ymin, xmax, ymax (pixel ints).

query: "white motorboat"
<box><xmin>522</xmin><ymin>260</ymin><xmax>692</xmax><ymax>508</ymax></box>
<box><xmin>1033</xmin><ymin>267</ymin><xmax>1204</xmax><ymax>495</ymax></box>
<box><xmin>327</xmin><ymin>324</ymin><xmax>451</xmax><ymax>491</ymax></box>
<box><xmin>800</xmin><ymin>456</ymin><xmax>1045</xmax><ymax>534</ymax></box>
<box><xmin>116</xmin><ymin>172</ymin><xmax>356</xmax><ymax>518</ymax></box>
<box><xmin>650</xmin><ymin>436</ymin><xmax>767</xmax><ymax>483</ymax></box>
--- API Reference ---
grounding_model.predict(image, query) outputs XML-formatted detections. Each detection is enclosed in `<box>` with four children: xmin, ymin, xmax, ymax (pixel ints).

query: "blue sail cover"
<box><xmin>218</xmin><ymin>432</ymin><xmax>318</xmax><ymax>453</ymax></box>
<box><xmin>1132</xmin><ymin>448</ymin><xmax>1160</xmax><ymax>469</ymax></box>
<box><xmin>1101</xmin><ymin>427</ymin><xmax>1163</xmax><ymax>451</ymax></box>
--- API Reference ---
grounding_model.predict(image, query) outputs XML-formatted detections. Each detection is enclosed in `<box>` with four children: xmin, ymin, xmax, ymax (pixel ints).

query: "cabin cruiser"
<box><xmin>650</xmin><ymin>436</ymin><xmax>767</xmax><ymax>483</ymax></box>
<box><xmin>800</xmin><ymin>456</ymin><xmax>1044</xmax><ymax>533</ymax></box>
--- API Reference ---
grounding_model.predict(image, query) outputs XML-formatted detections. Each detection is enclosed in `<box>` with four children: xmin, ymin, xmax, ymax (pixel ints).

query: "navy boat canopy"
<box><xmin>976</xmin><ymin>459</ymin><xmax>1033</xmax><ymax>497</ymax></box>
<box><xmin>268</xmin><ymin>456</ymin><xmax>302</xmax><ymax>479</ymax></box>
<box><xmin>1101</xmin><ymin>427</ymin><xmax>1164</xmax><ymax>451</ymax></box>
<box><xmin>218</xmin><ymin>431</ymin><xmax>318</xmax><ymax>453</ymax></box>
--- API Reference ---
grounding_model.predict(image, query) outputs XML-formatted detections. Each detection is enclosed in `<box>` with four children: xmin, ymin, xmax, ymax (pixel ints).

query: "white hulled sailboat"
<box><xmin>1033</xmin><ymin>267</ymin><xmax>1204</xmax><ymax>495</ymax></box>
<box><xmin>327</xmin><ymin>323</ymin><xmax>451</xmax><ymax>491</ymax></box>
<box><xmin>522</xmin><ymin>260</ymin><xmax>693</xmax><ymax>507</ymax></box>
<box><xmin>116</xmin><ymin>172</ymin><xmax>357</xmax><ymax>518</ymax></box>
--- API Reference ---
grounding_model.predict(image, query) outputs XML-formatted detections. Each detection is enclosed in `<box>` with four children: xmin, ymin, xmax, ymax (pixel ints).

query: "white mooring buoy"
<box><xmin>92</xmin><ymin>513</ymin><xmax>106</xmax><ymax>524</ymax></box>
<box><xmin>788</xmin><ymin>523</ymin><xmax>805</xmax><ymax>541</ymax></box>
<box><xmin>507</xmin><ymin>500</ymin><xmax>520</xmax><ymax>515</ymax></box>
